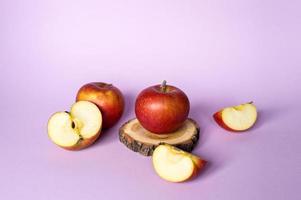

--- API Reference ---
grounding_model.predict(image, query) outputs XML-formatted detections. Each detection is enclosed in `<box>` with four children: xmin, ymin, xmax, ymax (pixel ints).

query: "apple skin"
<box><xmin>76</xmin><ymin>82</ymin><xmax>124</xmax><ymax>129</ymax></box>
<box><xmin>135</xmin><ymin>82</ymin><xmax>190</xmax><ymax>134</ymax></box>
<box><xmin>190</xmin><ymin>155</ymin><xmax>207</xmax><ymax>180</ymax></box>
<box><xmin>213</xmin><ymin>111</ymin><xmax>238</xmax><ymax>132</ymax></box>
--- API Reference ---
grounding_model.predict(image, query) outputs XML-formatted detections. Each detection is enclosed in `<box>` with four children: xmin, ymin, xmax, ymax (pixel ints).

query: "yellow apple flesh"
<box><xmin>213</xmin><ymin>102</ymin><xmax>257</xmax><ymax>132</ymax></box>
<box><xmin>152</xmin><ymin>144</ymin><xmax>206</xmax><ymax>182</ymax></box>
<box><xmin>47</xmin><ymin>101</ymin><xmax>102</xmax><ymax>150</ymax></box>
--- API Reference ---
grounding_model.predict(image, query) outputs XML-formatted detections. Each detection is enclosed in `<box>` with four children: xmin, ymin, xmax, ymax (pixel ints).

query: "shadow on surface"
<box><xmin>251</xmin><ymin>107</ymin><xmax>279</xmax><ymax>131</ymax></box>
<box><xmin>189</xmin><ymin>102</ymin><xmax>214</xmax><ymax>147</ymax></box>
<box><xmin>92</xmin><ymin>91</ymin><xmax>137</xmax><ymax>146</ymax></box>
<box><xmin>122</xmin><ymin>91</ymin><xmax>136</xmax><ymax>120</ymax></box>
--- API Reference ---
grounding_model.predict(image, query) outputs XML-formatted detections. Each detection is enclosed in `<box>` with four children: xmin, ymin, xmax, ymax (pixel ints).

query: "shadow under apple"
<box><xmin>92</xmin><ymin>91</ymin><xmax>136</xmax><ymax>147</ymax></box>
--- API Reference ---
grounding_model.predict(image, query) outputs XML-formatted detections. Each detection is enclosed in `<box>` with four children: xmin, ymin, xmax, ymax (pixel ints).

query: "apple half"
<box><xmin>213</xmin><ymin>102</ymin><xmax>257</xmax><ymax>132</ymax></box>
<box><xmin>152</xmin><ymin>144</ymin><xmax>206</xmax><ymax>182</ymax></box>
<box><xmin>47</xmin><ymin>101</ymin><xmax>102</xmax><ymax>150</ymax></box>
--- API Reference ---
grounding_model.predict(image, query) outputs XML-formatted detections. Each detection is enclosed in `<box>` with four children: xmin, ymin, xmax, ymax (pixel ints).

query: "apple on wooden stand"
<box><xmin>152</xmin><ymin>144</ymin><xmax>206</xmax><ymax>182</ymax></box>
<box><xmin>213</xmin><ymin>102</ymin><xmax>257</xmax><ymax>132</ymax></box>
<box><xmin>135</xmin><ymin>80</ymin><xmax>190</xmax><ymax>134</ymax></box>
<box><xmin>47</xmin><ymin>101</ymin><xmax>102</xmax><ymax>150</ymax></box>
<box><xmin>76</xmin><ymin>82</ymin><xmax>124</xmax><ymax>129</ymax></box>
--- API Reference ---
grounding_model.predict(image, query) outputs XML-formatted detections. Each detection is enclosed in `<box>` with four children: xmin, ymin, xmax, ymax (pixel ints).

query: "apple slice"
<box><xmin>213</xmin><ymin>102</ymin><xmax>257</xmax><ymax>132</ymax></box>
<box><xmin>152</xmin><ymin>144</ymin><xmax>206</xmax><ymax>182</ymax></box>
<box><xmin>47</xmin><ymin>101</ymin><xmax>102</xmax><ymax>150</ymax></box>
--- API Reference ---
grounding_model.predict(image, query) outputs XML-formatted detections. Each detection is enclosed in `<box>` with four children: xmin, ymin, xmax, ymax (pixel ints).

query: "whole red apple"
<box><xmin>135</xmin><ymin>81</ymin><xmax>190</xmax><ymax>134</ymax></box>
<box><xmin>76</xmin><ymin>82</ymin><xmax>124</xmax><ymax>129</ymax></box>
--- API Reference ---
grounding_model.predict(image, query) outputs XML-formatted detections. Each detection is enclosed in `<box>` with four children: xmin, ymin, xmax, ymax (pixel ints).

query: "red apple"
<box><xmin>76</xmin><ymin>82</ymin><xmax>124</xmax><ymax>129</ymax></box>
<box><xmin>135</xmin><ymin>81</ymin><xmax>190</xmax><ymax>134</ymax></box>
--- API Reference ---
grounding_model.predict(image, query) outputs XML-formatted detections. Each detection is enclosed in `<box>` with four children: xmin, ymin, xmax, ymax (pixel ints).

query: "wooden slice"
<box><xmin>119</xmin><ymin>118</ymin><xmax>199</xmax><ymax>156</ymax></box>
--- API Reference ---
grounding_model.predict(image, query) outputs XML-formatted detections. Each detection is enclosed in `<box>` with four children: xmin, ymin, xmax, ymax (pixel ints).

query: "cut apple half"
<box><xmin>47</xmin><ymin>101</ymin><xmax>102</xmax><ymax>150</ymax></box>
<box><xmin>152</xmin><ymin>144</ymin><xmax>206</xmax><ymax>182</ymax></box>
<box><xmin>213</xmin><ymin>102</ymin><xmax>257</xmax><ymax>132</ymax></box>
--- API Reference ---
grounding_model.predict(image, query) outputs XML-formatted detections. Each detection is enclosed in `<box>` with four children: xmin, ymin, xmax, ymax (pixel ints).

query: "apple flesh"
<box><xmin>76</xmin><ymin>82</ymin><xmax>124</xmax><ymax>129</ymax></box>
<box><xmin>213</xmin><ymin>102</ymin><xmax>257</xmax><ymax>132</ymax></box>
<box><xmin>152</xmin><ymin>144</ymin><xmax>206</xmax><ymax>182</ymax></box>
<box><xmin>47</xmin><ymin>101</ymin><xmax>102</xmax><ymax>150</ymax></box>
<box><xmin>135</xmin><ymin>81</ymin><xmax>190</xmax><ymax>134</ymax></box>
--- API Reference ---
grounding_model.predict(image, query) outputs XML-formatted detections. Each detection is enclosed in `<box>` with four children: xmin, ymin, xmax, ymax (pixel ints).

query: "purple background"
<box><xmin>1</xmin><ymin>0</ymin><xmax>300</xmax><ymax>199</ymax></box>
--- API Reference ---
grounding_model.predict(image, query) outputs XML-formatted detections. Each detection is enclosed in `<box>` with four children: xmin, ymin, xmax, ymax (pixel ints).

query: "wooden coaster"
<box><xmin>119</xmin><ymin>118</ymin><xmax>199</xmax><ymax>156</ymax></box>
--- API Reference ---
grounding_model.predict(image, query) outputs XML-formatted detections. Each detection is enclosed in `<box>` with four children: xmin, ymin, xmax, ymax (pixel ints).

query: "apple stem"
<box><xmin>161</xmin><ymin>80</ymin><xmax>167</xmax><ymax>92</ymax></box>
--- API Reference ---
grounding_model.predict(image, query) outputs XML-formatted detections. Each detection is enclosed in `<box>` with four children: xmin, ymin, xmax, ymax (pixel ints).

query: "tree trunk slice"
<box><xmin>119</xmin><ymin>118</ymin><xmax>199</xmax><ymax>156</ymax></box>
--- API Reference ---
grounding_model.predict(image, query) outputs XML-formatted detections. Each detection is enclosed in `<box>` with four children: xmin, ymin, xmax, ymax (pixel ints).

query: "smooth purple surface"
<box><xmin>1</xmin><ymin>0</ymin><xmax>300</xmax><ymax>199</ymax></box>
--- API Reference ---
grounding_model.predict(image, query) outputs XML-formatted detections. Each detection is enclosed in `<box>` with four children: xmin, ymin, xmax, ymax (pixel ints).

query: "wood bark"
<box><xmin>119</xmin><ymin>118</ymin><xmax>200</xmax><ymax>156</ymax></box>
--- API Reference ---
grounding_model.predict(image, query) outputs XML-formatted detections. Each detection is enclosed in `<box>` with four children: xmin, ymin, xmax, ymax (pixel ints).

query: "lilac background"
<box><xmin>1</xmin><ymin>0</ymin><xmax>300</xmax><ymax>199</ymax></box>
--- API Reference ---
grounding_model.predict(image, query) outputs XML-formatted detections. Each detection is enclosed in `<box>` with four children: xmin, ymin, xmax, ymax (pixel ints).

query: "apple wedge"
<box><xmin>47</xmin><ymin>101</ymin><xmax>102</xmax><ymax>150</ymax></box>
<box><xmin>213</xmin><ymin>102</ymin><xmax>257</xmax><ymax>132</ymax></box>
<box><xmin>152</xmin><ymin>144</ymin><xmax>206</xmax><ymax>182</ymax></box>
